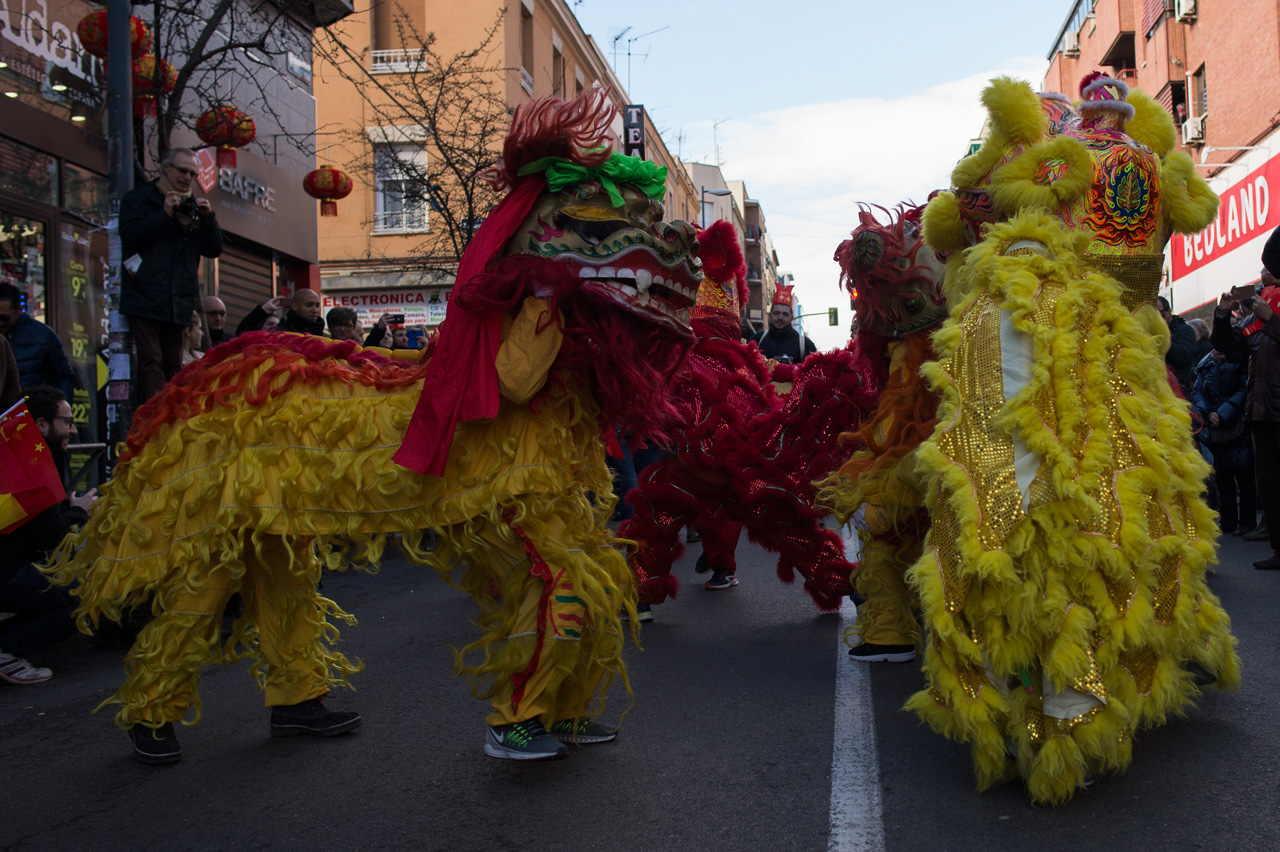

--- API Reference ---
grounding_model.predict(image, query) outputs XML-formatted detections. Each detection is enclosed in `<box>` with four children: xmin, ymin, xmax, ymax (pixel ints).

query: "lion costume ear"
<box><xmin>951</xmin><ymin>77</ymin><xmax>1045</xmax><ymax>189</ymax></box>
<box><xmin>1125</xmin><ymin>89</ymin><xmax>1177</xmax><ymax>157</ymax></box>
<box><xmin>922</xmin><ymin>191</ymin><xmax>970</xmax><ymax>253</ymax></box>
<box><xmin>987</xmin><ymin>134</ymin><xmax>1093</xmax><ymax>214</ymax></box>
<box><xmin>1162</xmin><ymin>150</ymin><xmax>1220</xmax><ymax>234</ymax></box>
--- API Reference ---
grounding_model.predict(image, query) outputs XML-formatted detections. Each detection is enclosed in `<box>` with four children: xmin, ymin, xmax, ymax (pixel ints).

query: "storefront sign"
<box><xmin>188</xmin><ymin>146</ymin><xmax>317</xmax><ymax>263</ymax></box>
<box><xmin>321</xmin><ymin>287</ymin><xmax>448</xmax><ymax>326</ymax></box>
<box><xmin>1170</xmin><ymin>151</ymin><xmax>1280</xmax><ymax>310</ymax></box>
<box><xmin>623</xmin><ymin>104</ymin><xmax>646</xmax><ymax>160</ymax></box>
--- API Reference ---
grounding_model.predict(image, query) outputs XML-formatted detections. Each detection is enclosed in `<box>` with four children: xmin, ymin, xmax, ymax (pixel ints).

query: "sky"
<box><xmin>569</xmin><ymin>0</ymin><xmax>1075</xmax><ymax>349</ymax></box>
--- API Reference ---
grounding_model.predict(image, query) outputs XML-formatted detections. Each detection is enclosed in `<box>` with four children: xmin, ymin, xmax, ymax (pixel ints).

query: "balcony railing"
<box><xmin>373</xmin><ymin>208</ymin><xmax>429</xmax><ymax>233</ymax></box>
<box><xmin>520</xmin><ymin>67</ymin><xmax>534</xmax><ymax>95</ymax></box>
<box><xmin>371</xmin><ymin>49</ymin><xmax>427</xmax><ymax>74</ymax></box>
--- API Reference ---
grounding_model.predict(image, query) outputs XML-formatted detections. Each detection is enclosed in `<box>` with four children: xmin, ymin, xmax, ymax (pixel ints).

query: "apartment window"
<box><xmin>374</xmin><ymin>145</ymin><xmax>429</xmax><ymax>233</ymax></box>
<box><xmin>552</xmin><ymin>46</ymin><xmax>565</xmax><ymax>97</ymax></box>
<box><xmin>520</xmin><ymin>6</ymin><xmax>534</xmax><ymax>89</ymax></box>
<box><xmin>1192</xmin><ymin>64</ymin><xmax>1208</xmax><ymax>117</ymax></box>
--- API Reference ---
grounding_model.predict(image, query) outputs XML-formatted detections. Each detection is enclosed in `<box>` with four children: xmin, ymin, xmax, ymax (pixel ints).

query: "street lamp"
<box><xmin>700</xmin><ymin>186</ymin><xmax>732</xmax><ymax>228</ymax></box>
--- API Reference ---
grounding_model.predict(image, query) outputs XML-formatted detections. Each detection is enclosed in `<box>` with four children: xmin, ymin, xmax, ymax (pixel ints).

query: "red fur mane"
<box><xmin>485</xmin><ymin>87</ymin><xmax>617</xmax><ymax>192</ymax></box>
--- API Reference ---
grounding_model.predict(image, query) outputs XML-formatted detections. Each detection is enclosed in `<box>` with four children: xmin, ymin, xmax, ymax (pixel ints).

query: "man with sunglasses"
<box><xmin>120</xmin><ymin>147</ymin><xmax>223</xmax><ymax>401</ymax></box>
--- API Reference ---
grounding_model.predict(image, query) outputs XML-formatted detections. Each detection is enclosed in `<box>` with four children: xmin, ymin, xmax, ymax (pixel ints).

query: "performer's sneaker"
<box><xmin>848</xmin><ymin>642</ymin><xmax>916</xmax><ymax>663</ymax></box>
<box><xmin>269</xmin><ymin>698</ymin><xmax>362</xmax><ymax>737</ymax></box>
<box><xmin>485</xmin><ymin>719</ymin><xmax>568</xmax><ymax>761</ymax></box>
<box><xmin>128</xmin><ymin>722</ymin><xmax>182</xmax><ymax>766</ymax></box>
<box><xmin>548</xmin><ymin>718</ymin><xmax>618</xmax><ymax>744</ymax></box>
<box><xmin>620</xmin><ymin>602</ymin><xmax>654</xmax><ymax>623</ymax></box>
<box><xmin>693</xmin><ymin>551</ymin><xmax>711</xmax><ymax>574</ymax></box>
<box><xmin>705</xmin><ymin>570</ymin><xmax>738</xmax><ymax>590</ymax></box>
<box><xmin>0</xmin><ymin>651</ymin><xmax>52</xmax><ymax>684</ymax></box>
<box><xmin>1253</xmin><ymin>552</ymin><xmax>1280</xmax><ymax>570</ymax></box>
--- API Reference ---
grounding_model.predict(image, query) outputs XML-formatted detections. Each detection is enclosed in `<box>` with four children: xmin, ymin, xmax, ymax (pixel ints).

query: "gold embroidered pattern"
<box><xmin>956</xmin><ymin>663</ymin><xmax>989</xmax><ymax>702</ymax></box>
<box><xmin>1071</xmin><ymin>649</ymin><xmax>1109</xmax><ymax>705</ymax></box>
<box><xmin>935</xmin><ymin>292</ymin><xmax>1025</xmax><ymax>553</ymax></box>
<box><xmin>1027</xmin><ymin>704</ymin><xmax>1104</xmax><ymax>743</ymax></box>
<box><xmin>928</xmin><ymin>498</ymin><xmax>967</xmax><ymax>613</ymax></box>
<box><xmin>1082</xmin><ymin>253</ymin><xmax>1164</xmax><ymax>311</ymax></box>
<box><xmin>1118</xmin><ymin>646</ymin><xmax>1158</xmax><ymax>696</ymax></box>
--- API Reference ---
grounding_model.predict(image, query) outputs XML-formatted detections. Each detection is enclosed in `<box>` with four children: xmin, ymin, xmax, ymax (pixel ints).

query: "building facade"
<box><xmin>1044</xmin><ymin>0</ymin><xmax>1280</xmax><ymax>316</ymax></box>
<box><xmin>311</xmin><ymin>0</ymin><xmax>697</xmax><ymax>331</ymax></box>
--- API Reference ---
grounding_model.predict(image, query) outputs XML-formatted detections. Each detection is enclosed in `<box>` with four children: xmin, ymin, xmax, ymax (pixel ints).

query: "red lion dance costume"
<box><xmin>820</xmin><ymin>202</ymin><xmax>948</xmax><ymax>663</ymax></box>
<box><xmin>49</xmin><ymin>89</ymin><xmax>700</xmax><ymax>763</ymax></box>
<box><xmin>623</xmin><ymin>224</ymin><xmax>883</xmax><ymax>611</ymax></box>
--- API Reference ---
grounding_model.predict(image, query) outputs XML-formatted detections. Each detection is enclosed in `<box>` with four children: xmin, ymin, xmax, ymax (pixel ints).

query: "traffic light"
<box><xmin>828</xmin><ymin>307</ymin><xmax>838</xmax><ymax>326</ymax></box>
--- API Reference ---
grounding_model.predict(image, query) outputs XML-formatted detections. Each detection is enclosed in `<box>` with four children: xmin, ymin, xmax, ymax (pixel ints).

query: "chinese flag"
<box><xmin>0</xmin><ymin>401</ymin><xmax>67</xmax><ymax>534</ymax></box>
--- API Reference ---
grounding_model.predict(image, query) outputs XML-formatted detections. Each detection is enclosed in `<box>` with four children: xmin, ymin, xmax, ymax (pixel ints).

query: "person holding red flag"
<box><xmin>0</xmin><ymin>386</ymin><xmax>96</xmax><ymax>683</ymax></box>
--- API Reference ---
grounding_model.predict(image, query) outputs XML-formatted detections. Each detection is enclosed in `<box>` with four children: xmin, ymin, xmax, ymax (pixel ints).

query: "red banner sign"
<box><xmin>1172</xmin><ymin>154</ymin><xmax>1279</xmax><ymax>280</ymax></box>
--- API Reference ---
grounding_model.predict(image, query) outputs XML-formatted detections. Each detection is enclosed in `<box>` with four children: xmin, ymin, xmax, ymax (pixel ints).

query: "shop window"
<box><xmin>63</xmin><ymin>163</ymin><xmax>109</xmax><ymax>226</ymax></box>
<box><xmin>374</xmin><ymin>144</ymin><xmax>429</xmax><ymax>233</ymax></box>
<box><xmin>0</xmin><ymin>137</ymin><xmax>58</xmax><ymax>207</ymax></box>
<box><xmin>1192</xmin><ymin>64</ymin><xmax>1208</xmax><ymax>117</ymax></box>
<box><xmin>0</xmin><ymin>211</ymin><xmax>47</xmax><ymax>322</ymax></box>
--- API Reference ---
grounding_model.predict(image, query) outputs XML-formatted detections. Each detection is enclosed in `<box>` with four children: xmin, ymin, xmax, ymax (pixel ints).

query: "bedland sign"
<box><xmin>1170</xmin><ymin>151</ymin><xmax>1280</xmax><ymax>308</ymax></box>
<box><xmin>320</xmin><ymin>288</ymin><xmax>448</xmax><ymax>327</ymax></box>
<box><xmin>190</xmin><ymin>147</ymin><xmax>318</xmax><ymax>264</ymax></box>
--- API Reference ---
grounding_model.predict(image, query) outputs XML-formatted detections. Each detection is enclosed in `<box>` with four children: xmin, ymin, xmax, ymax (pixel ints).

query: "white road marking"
<box><xmin>830</xmin><ymin>527</ymin><xmax>885</xmax><ymax>852</ymax></box>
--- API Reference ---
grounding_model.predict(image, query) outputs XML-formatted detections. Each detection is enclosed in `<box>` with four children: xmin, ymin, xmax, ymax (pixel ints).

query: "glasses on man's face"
<box><xmin>168</xmin><ymin>165</ymin><xmax>198</xmax><ymax>178</ymax></box>
<box><xmin>54</xmin><ymin>415</ymin><xmax>76</xmax><ymax>426</ymax></box>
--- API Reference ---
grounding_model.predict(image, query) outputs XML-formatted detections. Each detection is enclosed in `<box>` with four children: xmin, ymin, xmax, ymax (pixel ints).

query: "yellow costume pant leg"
<box><xmin>115</xmin><ymin>571</ymin><xmax>236</xmax><ymax>728</ymax></box>
<box><xmin>240</xmin><ymin>536</ymin><xmax>333</xmax><ymax>708</ymax></box>
<box><xmin>109</xmin><ymin>535</ymin><xmax>359</xmax><ymax>729</ymax></box>
<box><xmin>450</xmin><ymin>511</ymin><xmax>629</xmax><ymax>728</ymax></box>
<box><xmin>853</xmin><ymin>505</ymin><xmax>920</xmax><ymax>648</ymax></box>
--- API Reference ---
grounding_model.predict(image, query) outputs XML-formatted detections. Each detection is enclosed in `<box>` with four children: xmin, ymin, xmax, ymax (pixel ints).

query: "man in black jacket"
<box><xmin>237</xmin><ymin>290</ymin><xmax>326</xmax><ymax>336</ymax></box>
<box><xmin>0</xmin><ymin>385</ymin><xmax>97</xmax><ymax>684</ymax></box>
<box><xmin>0</xmin><ymin>282</ymin><xmax>76</xmax><ymax>400</ymax></box>
<box><xmin>120</xmin><ymin>147</ymin><xmax>223</xmax><ymax>402</ymax></box>
<box><xmin>1211</xmin><ymin>251</ymin><xmax>1280</xmax><ymax>569</ymax></box>
<box><xmin>752</xmin><ymin>290</ymin><xmax>815</xmax><ymax>365</ymax></box>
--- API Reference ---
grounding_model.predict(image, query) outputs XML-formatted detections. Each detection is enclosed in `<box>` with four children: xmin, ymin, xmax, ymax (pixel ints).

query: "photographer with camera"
<box><xmin>120</xmin><ymin>147</ymin><xmax>223</xmax><ymax>402</ymax></box>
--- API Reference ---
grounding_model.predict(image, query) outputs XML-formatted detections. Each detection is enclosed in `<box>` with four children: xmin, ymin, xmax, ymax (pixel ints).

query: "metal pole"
<box><xmin>105</xmin><ymin>0</ymin><xmax>135</xmax><ymax>460</ymax></box>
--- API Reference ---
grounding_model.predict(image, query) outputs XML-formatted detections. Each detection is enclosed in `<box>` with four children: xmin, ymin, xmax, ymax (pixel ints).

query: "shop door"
<box><xmin>216</xmin><ymin>241</ymin><xmax>274</xmax><ymax>330</ymax></box>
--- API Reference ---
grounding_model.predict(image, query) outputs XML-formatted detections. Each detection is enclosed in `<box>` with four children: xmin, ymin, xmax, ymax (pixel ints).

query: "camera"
<box><xmin>176</xmin><ymin>196</ymin><xmax>200</xmax><ymax>218</ymax></box>
<box><xmin>385</xmin><ymin>313</ymin><xmax>405</xmax><ymax>325</ymax></box>
<box><xmin>1243</xmin><ymin>297</ymin><xmax>1256</xmax><ymax>309</ymax></box>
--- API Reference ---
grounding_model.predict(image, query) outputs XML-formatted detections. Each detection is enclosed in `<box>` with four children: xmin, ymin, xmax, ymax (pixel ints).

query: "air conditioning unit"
<box><xmin>1182</xmin><ymin>114</ymin><xmax>1205</xmax><ymax>143</ymax></box>
<box><xmin>1175</xmin><ymin>0</ymin><xmax>1197</xmax><ymax>23</ymax></box>
<box><xmin>1064</xmin><ymin>31</ymin><xmax>1080</xmax><ymax>55</ymax></box>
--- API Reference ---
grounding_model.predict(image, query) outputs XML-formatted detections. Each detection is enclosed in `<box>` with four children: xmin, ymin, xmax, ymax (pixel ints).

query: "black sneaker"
<box><xmin>705</xmin><ymin>570</ymin><xmax>738</xmax><ymax>590</ymax></box>
<box><xmin>270</xmin><ymin>698</ymin><xmax>362</xmax><ymax>737</ymax></box>
<box><xmin>635</xmin><ymin>602</ymin><xmax>654</xmax><ymax>622</ymax></box>
<box><xmin>685</xmin><ymin>527</ymin><xmax>701</xmax><ymax>543</ymax></box>
<box><xmin>548</xmin><ymin>718</ymin><xmax>618</xmax><ymax>744</ymax></box>
<box><xmin>848</xmin><ymin>643</ymin><xmax>916</xmax><ymax>663</ymax></box>
<box><xmin>485</xmin><ymin>719</ymin><xmax>568</xmax><ymax>760</ymax></box>
<box><xmin>129</xmin><ymin>722</ymin><xmax>182</xmax><ymax>766</ymax></box>
<box><xmin>693</xmin><ymin>551</ymin><xmax>711</xmax><ymax>574</ymax></box>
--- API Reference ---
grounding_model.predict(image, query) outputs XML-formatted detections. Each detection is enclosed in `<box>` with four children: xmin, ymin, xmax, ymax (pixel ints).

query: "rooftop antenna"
<box><xmin>713</xmin><ymin>117</ymin><xmax>730</xmax><ymax>167</ymax></box>
<box><xmin>675</xmin><ymin>127</ymin><xmax>685</xmax><ymax>159</ymax></box>
<box><xmin>625</xmin><ymin>26</ymin><xmax>668</xmax><ymax>94</ymax></box>
<box><xmin>610</xmin><ymin>26</ymin><xmax>632</xmax><ymax>72</ymax></box>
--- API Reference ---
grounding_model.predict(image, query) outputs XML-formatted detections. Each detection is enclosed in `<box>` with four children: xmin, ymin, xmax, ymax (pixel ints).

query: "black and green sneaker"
<box><xmin>548</xmin><ymin>718</ymin><xmax>618</xmax><ymax>745</ymax></box>
<box><xmin>485</xmin><ymin>719</ymin><xmax>568</xmax><ymax>761</ymax></box>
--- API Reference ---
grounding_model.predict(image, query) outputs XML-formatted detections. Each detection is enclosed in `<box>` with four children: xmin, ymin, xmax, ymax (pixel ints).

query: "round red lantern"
<box><xmin>196</xmin><ymin>105</ymin><xmax>256</xmax><ymax>169</ymax></box>
<box><xmin>131</xmin><ymin>54</ymin><xmax>177</xmax><ymax>117</ymax></box>
<box><xmin>303</xmin><ymin>166</ymin><xmax>354</xmax><ymax>217</ymax></box>
<box><xmin>76</xmin><ymin>11</ymin><xmax>152</xmax><ymax>60</ymax></box>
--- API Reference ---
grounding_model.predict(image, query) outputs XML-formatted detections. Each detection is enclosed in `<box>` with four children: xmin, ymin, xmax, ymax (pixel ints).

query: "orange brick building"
<box><xmin>1044</xmin><ymin>0</ymin><xmax>1280</xmax><ymax>315</ymax></box>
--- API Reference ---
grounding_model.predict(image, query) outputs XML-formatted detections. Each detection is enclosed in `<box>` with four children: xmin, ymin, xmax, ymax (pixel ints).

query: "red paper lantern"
<box><xmin>76</xmin><ymin>11</ymin><xmax>151</xmax><ymax>60</ymax></box>
<box><xmin>196</xmin><ymin>105</ymin><xmax>256</xmax><ymax>168</ymax></box>
<box><xmin>303</xmin><ymin>165</ymin><xmax>354</xmax><ymax>217</ymax></box>
<box><xmin>131</xmin><ymin>54</ymin><xmax>177</xmax><ymax>117</ymax></box>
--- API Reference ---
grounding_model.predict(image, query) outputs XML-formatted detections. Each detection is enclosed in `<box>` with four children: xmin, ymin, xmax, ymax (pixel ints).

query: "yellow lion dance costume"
<box><xmin>907</xmin><ymin>75</ymin><xmax>1240</xmax><ymax>804</ymax></box>
<box><xmin>48</xmin><ymin>89</ymin><xmax>700</xmax><ymax>762</ymax></box>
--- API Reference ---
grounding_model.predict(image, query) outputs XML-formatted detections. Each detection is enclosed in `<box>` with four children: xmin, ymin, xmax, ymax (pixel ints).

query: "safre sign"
<box><xmin>1172</xmin><ymin>154</ymin><xmax>1277</xmax><ymax>279</ymax></box>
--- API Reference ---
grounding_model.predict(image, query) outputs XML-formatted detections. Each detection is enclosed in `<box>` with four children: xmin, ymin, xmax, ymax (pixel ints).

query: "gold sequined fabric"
<box><xmin>1082</xmin><ymin>253</ymin><xmax>1164</xmax><ymax>311</ymax></box>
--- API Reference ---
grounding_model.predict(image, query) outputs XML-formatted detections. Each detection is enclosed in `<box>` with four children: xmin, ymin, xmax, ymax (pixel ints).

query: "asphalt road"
<box><xmin>2</xmin><ymin>532</ymin><xmax>1278</xmax><ymax>852</ymax></box>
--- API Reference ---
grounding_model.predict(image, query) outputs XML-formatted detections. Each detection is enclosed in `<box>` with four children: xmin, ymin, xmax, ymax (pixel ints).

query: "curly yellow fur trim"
<box><xmin>1126</xmin><ymin>89</ymin><xmax>1177</xmax><ymax>157</ymax></box>
<box><xmin>1162</xmin><ymin>151</ymin><xmax>1221</xmax><ymax>234</ymax></box>
<box><xmin>988</xmin><ymin>135</ymin><xmax>1094</xmax><ymax>214</ymax></box>
<box><xmin>922</xmin><ymin>191</ymin><xmax>971</xmax><ymax>253</ymax></box>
